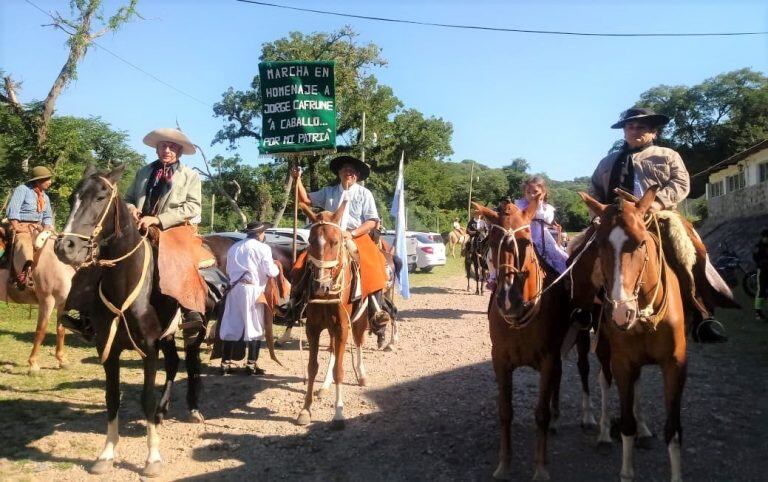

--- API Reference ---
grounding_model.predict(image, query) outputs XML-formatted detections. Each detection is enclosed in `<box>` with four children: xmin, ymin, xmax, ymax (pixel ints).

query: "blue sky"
<box><xmin>2</xmin><ymin>0</ymin><xmax>767</xmax><ymax>181</ymax></box>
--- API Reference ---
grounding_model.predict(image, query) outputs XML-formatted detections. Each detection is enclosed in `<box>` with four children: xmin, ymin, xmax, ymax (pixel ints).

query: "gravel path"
<box><xmin>3</xmin><ymin>273</ymin><xmax>767</xmax><ymax>481</ymax></box>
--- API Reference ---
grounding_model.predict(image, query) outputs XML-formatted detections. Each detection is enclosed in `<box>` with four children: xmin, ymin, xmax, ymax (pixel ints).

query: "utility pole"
<box><xmin>467</xmin><ymin>161</ymin><xmax>475</xmax><ymax>221</ymax></box>
<box><xmin>360</xmin><ymin>111</ymin><xmax>366</xmax><ymax>164</ymax></box>
<box><xmin>210</xmin><ymin>193</ymin><xmax>215</xmax><ymax>231</ymax></box>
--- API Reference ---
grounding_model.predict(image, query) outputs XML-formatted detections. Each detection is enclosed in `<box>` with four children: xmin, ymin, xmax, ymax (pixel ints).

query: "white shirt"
<box><xmin>309</xmin><ymin>183</ymin><xmax>379</xmax><ymax>230</ymax></box>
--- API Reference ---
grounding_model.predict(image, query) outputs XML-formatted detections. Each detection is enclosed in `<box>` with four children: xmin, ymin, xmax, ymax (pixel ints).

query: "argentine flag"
<box><xmin>390</xmin><ymin>152</ymin><xmax>410</xmax><ymax>299</ymax></box>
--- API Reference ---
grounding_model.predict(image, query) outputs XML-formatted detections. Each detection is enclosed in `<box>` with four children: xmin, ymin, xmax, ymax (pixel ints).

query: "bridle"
<box><xmin>59</xmin><ymin>174</ymin><xmax>150</xmax><ymax>361</ymax></box>
<box><xmin>600</xmin><ymin>213</ymin><xmax>669</xmax><ymax>330</ymax></box>
<box><xmin>59</xmin><ymin>175</ymin><xmax>147</xmax><ymax>268</ymax></box>
<box><xmin>489</xmin><ymin>223</ymin><xmax>544</xmax><ymax>328</ymax></box>
<box><xmin>305</xmin><ymin>220</ymin><xmax>350</xmax><ymax>304</ymax></box>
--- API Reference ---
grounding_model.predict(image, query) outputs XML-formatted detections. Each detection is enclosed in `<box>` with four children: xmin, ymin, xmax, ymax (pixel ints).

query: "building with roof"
<box><xmin>704</xmin><ymin>139</ymin><xmax>768</xmax><ymax>220</ymax></box>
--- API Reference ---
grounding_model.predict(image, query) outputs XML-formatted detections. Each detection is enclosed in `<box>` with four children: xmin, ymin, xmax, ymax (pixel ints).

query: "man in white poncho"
<box><xmin>220</xmin><ymin>221</ymin><xmax>280</xmax><ymax>375</ymax></box>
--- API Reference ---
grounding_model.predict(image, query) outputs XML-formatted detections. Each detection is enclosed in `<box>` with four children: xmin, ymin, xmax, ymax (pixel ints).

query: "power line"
<box><xmin>23</xmin><ymin>0</ymin><xmax>212</xmax><ymax>108</ymax></box>
<box><xmin>236</xmin><ymin>0</ymin><xmax>768</xmax><ymax>38</ymax></box>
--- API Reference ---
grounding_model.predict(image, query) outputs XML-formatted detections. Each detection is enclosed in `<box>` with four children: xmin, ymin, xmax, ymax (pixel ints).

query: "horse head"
<box><xmin>579</xmin><ymin>186</ymin><xmax>659</xmax><ymax>330</ymax></box>
<box><xmin>474</xmin><ymin>199</ymin><xmax>541</xmax><ymax>326</ymax></box>
<box><xmin>300</xmin><ymin>200</ymin><xmax>348</xmax><ymax>299</ymax></box>
<box><xmin>55</xmin><ymin>164</ymin><xmax>127</xmax><ymax>266</ymax></box>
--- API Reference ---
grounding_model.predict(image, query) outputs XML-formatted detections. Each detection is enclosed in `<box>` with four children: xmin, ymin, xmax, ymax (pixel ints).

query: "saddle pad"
<box><xmin>158</xmin><ymin>225</ymin><xmax>210</xmax><ymax>313</ymax></box>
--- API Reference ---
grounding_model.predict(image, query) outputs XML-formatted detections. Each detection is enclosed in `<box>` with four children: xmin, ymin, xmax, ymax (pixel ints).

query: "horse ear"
<box><xmin>331</xmin><ymin>199</ymin><xmax>348</xmax><ymax>223</ymax></box>
<box><xmin>579</xmin><ymin>192</ymin><xmax>607</xmax><ymax>216</ymax></box>
<box><xmin>299</xmin><ymin>203</ymin><xmax>318</xmax><ymax>223</ymax></box>
<box><xmin>82</xmin><ymin>163</ymin><xmax>97</xmax><ymax>178</ymax></box>
<box><xmin>106</xmin><ymin>163</ymin><xmax>127</xmax><ymax>183</ymax></box>
<box><xmin>471</xmin><ymin>201</ymin><xmax>499</xmax><ymax>223</ymax></box>
<box><xmin>521</xmin><ymin>195</ymin><xmax>540</xmax><ymax>222</ymax></box>
<box><xmin>635</xmin><ymin>185</ymin><xmax>659</xmax><ymax>215</ymax></box>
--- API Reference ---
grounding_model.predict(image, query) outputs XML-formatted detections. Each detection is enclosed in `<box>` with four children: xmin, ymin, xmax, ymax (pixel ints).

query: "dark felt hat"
<box><xmin>241</xmin><ymin>221</ymin><xmax>272</xmax><ymax>235</ymax></box>
<box><xmin>611</xmin><ymin>107</ymin><xmax>670</xmax><ymax>129</ymax></box>
<box><xmin>329</xmin><ymin>155</ymin><xmax>371</xmax><ymax>181</ymax></box>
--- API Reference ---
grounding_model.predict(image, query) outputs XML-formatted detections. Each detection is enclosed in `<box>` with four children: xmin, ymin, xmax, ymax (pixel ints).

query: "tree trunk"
<box><xmin>272</xmin><ymin>170</ymin><xmax>294</xmax><ymax>227</ymax></box>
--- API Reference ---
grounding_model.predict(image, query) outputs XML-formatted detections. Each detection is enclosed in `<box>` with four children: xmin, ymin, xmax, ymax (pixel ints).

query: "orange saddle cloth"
<box><xmin>158</xmin><ymin>225</ymin><xmax>214</xmax><ymax>313</ymax></box>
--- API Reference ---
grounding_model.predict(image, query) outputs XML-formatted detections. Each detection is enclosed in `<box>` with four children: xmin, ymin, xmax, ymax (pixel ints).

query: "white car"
<box><xmin>407</xmin><ymin>231</ymin><xmax>446</xmax><ymax>273</ymax></box>
<box><xmin>263</xmin><ymin>227</ymin><xmax>311</xmax><ymax>251</ymax></box>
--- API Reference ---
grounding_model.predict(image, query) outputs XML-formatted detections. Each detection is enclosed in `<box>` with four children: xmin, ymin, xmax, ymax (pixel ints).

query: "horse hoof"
<box><xmin>90</xmin><ymin>458</ymin><xmax>114</xmax><ymax>475</ymax></box>
<box><xmin>27</xmin><ymin>365</ymin><xmax>42</xmax><ymax>377</ymax></box>
<box><xmin>330</xmin><ymin>418</ymin><xmax>346</xmax><ymax>431</ymax></box>
<box><xmin>58</xmin><ymin>360</ymin><xmax>70</xmax><ymax>370</ymax></box>
<box><xmin>596</xmin><ymin>440</ymin><xmax>612</xmax><ymax>453</ymax></box>
<box><xmin>296</xmin><ymin>410</ymin><xmax>311</xmax><ymax>426</ymax></box>
<box><xmin>358</xmin><ymin>377</ymin><xmax>368</xmax><ymax>387</ymax></box>
<box><xmin>636</xmin><ymin>435</ymin><xmax>654</xmax><ymax>450</ymax></box>
<box><xmin>143</xmin><ymin>460</ymin><xmax>164</xmax><ymax>478</ymax></box>
<box><xmin>188</xmin><ymin>410</ymin><xmax>205</xmax><ymax>424</ymax></box>
<box><xmin>383</xmin><ymin>344</ymin><xmax>394</xmax><ymax>352</ymax></box>
<box><xmin>492</xmin><ymin>463</ymin><xmax>511</xmax><ymax>480</ymax></box>
<box><xmin>315</xmin><ymin>387</ymin><xmax>329</xmax><ymax>399</ymax></box>
<box><xmin>532</xmin><ymin>466</ymin><xmax>551</xmax><ymax>480</ymax></box>
<box><xmin>581</xmin><ymin>421</ymin><xmax>598</xmax><ymax>434</ymax></box>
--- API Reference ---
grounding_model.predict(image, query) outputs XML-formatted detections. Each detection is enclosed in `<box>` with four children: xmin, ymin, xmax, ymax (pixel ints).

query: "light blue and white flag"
<box><xmin>390</xmin><ymin>151</ymin><xmax>410</xmax><ymax>299</ymax></box>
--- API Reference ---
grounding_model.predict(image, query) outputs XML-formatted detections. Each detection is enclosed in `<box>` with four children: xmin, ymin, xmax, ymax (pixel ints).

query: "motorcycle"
<box><xmin>714</xmin><ymin>241</ymin><xmax>757</xmax><ymax>297</ymax></box>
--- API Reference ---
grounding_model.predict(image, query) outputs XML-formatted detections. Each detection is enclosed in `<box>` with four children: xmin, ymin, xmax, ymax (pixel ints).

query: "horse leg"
<box><xmin>577</xmin><ymin>332</ymin><xmax>597</xmax><ymax>430</ymax></box>
<box><xmin>297</xmin><ymin>324</ymin><xmax>320</xmax><ymax>425</ymax></box>
<box><xmin>330</xmin><ymin>324</ymin><xmax>348</xmax><ymax>430</ymax></box>
<box><xmin>276</xmin><ymin>321</ymin><xmax>294</xmax><ymax>346</ymax></box>
<box><xmin>615</xmin><ymin>363</ymin><xmax>641</xmax><ymax>482</ymax></box>
<box><xmin>663</xmin><ymin>358</ymin><xmax>686</xmax><ymax>482</ymax></box>
<box><xmin>184</xmin><ymin>334</ymin><xmax>205</xmax><ymax>423</ymax></box>
<box><xmin>353</xmin><ymin>319</ymin><xmax>368</xmax><ymax>386</ymax></box>
<box><xmin>597</xmin><ymin>334</ymin><xmax>613</xmax><ymax>446</ymax></box>
<box><xmin>28</xmin><ymin>296</ymin><xmax>55</xmax><ymax>376</ymax></box>
<box><xmin>316</xmin><ymin>349</ymin><xmax>336</xmax><ymax>398</ymax></box>
<box><xmin>156</xmin><ymin>338</ymin><xmax>179</xmax><ymax>424</ymax></box>
<box><xmin>91</xmin><ymin>350</ymin><xmax>121</xmax><ymax>475</ymax></box>
<box><xmin>142</xmin><ymin>347</ymin><xmax>164</xmax><ymax>478</ymax></box>
<box><xmin>492</xmin><ymin>350</ymin><xmax>513</xmax><ymax>480</ymax></box>
<box><xmin>533</xmin><ymin>357</ymin><xmax>560</xmax><ymax>480</ymax></box>
<box><xmin>633</xmin><ymin>376</ymin><xmax>654</xmax><ymax>447</ymax></box>
<box><xmin>55</xmin><ymin>313</ymin><xmax>68</xmax><ymax>369</ymax></box>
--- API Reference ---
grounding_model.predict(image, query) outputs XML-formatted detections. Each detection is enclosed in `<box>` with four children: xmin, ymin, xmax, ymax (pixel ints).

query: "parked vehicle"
<box><xmin>205</xmin><ymin>227</ymin><xmax>310</xmax><ymax>252</ymax></box>
<box><xmin>381</xmin><ymin>231</ymin><xmax>418</xmax><ymax>272</ymax></box>
<box><xmin>407</xmin><ymin>231</ymin><xmax>447</xmax><ymax>273</ymax></box>
<box><xmin>714</xmin><ymin>241</ymin><xmax>756</xmax><ymax>297</ymax></box>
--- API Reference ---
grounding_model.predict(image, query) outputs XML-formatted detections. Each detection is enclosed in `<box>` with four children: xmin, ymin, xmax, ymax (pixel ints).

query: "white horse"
<box><xmin>447</xmin><ymin>230</ymin><xmax>469</xmax><ymax>258</ymax></box>
<box><xmin>0</xmin><ymin>231</ymin><xmax>75</xmax><ymax>375</ymax></box>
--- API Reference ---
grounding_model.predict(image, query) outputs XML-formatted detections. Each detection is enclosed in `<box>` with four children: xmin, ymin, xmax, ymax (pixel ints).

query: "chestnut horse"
<box><xmin>580</xmin><ymin>187</ymin><xmax>686</xmax><ymax>482</ymax></box>
<box><xmin>475</xmin><ymin>199</ymin><xmax>584</xmax><ymax>481</ymax></box>
<box><xmin>295</xmin><ymin>201</ymin><xmax>370</xmax><ymax>429</ymax></box>
<box><xmin>0</xmin><ymin>232</ymin><xmax>74</xmax><ymax>375</ymax></box>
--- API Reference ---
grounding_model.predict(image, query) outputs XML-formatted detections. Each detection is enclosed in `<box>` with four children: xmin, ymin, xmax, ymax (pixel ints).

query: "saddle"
<box><xmin>155</xmin><ymin>225</ymin><xmax>216</xmax><ymax>314</ymax></box>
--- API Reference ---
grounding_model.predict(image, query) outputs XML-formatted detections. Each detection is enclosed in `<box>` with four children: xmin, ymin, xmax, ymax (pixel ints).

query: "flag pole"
<box><xmin>292</xmin><ymin>161</ymin><xmax>299</xmax><ymax>263</ymax></box>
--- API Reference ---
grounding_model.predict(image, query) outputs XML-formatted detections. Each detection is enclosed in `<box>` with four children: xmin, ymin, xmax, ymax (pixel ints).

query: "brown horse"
<box><xmin>447</xmin><ymin>229</ymin><xmax>468</xmax><ymax>258</ymax></box>
<box><xmin>0</xmin><ymin>231</ymin><xmax>74</xmax><ymax>375</ymax></box>
<box><xmin>579</xmin><ymin>187</ymin><xmax>686</xmax><ymax>482</ymax></box>
<box><xmin>295</xmin><ymin>200</ymin><xmax>370</xmax><ymax>429</ymax></box>
<box><xmin>475</xmin><ymin>199</ymin><xmax>576</xmax><ymax>481</ymax></box>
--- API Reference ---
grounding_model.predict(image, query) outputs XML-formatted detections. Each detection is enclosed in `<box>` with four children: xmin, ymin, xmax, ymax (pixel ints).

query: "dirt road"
<box><xmin>1</xmin><ymin>273</ymin><xmax>766</xmax><ymax>480</ymax></box>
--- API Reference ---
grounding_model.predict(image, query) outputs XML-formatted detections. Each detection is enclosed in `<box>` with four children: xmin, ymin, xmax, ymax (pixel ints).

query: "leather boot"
<box><xmin>180</xmin><ymin>309</ymin><xmax>205</xmax><ymax>347</ymax></box>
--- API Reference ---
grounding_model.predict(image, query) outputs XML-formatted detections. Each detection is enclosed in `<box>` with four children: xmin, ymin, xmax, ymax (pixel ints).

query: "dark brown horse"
<box><xmin>54</xmin><ymin>165</ymin><xmax>229</xmax><ymax>477</ymax></box>
<box><xmin>475</xmin><ymin>199</ymin><xmax>577</xmax><ymax>481</ymax></box>
<box><xmin>579</xmin><ymin>187</ymin><xmax>686</xmax><ymax>482</ymax></box>
<box><xmin>465</xmin><ymin>226</ymin><xmax>489</xmax><ymax>295</ymax></box>
<box><xmin>294</xmin><ymin>201</ymin><xmax>371</xmax><ymax>429</ymax></box>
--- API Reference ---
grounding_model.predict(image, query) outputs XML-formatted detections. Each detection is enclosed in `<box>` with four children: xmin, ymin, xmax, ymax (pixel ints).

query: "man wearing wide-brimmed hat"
<box><xmin>219</xmin><ymin>221</ymin><xmax>280</xmax><ymax>375</ymax></box>
<box><xmin>124</xmin><ymin>127</ymin><xmax>205</xmax><ymax>345</ymax></box>
<box><xmin>568</xmin><ymin>107</ymin><xmax>738</xmax><ymax>343</ymax></box>
<box><xmin>290</xmin><ymin>155</ymin><xmax>392</xmax><ymax>342</ymax></box>
<box><xmin>5</xmin><ymin>165</ymin><xmax>55</xmax><ymax>289</ymax></box>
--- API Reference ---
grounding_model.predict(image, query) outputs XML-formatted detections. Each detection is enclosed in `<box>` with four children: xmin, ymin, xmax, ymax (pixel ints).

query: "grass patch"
<box><xmin>407</xmin><ymin>255</ymin><xmax>464</xmax><ymax>289</ymax></box>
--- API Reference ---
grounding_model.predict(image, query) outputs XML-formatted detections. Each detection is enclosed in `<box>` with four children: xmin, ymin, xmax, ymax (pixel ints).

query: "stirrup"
<box><xmin>694</xmin><ymin>317</ymin><xmax>728</xmax><ymax>343</ymax></box>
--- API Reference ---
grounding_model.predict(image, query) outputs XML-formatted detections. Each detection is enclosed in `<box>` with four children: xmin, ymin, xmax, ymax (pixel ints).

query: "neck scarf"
<box><xmin>33</xmin><ymin>186</ymin><xmax>45</xmax><ymax>213</ymax></box>
<box><xmin>144</xmin><ymin>160</ymin><xmax>179</xmax><ymax>216</ymax></box>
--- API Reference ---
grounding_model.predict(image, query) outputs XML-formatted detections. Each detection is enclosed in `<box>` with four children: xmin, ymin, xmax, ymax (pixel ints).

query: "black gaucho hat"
<box><xmin>241</xmin><ymin>221</ymin><xmax>272</xmax><ymax>235</ymax></box>
<box><xmin>329</xmin><ymin>155</ymin><xmax>371</xmax><ymax>181</ymax></box>
<box><xmin>611</xmin><ymin>107</ymin><xmax>670</xmax><ymax>129</ymax></box>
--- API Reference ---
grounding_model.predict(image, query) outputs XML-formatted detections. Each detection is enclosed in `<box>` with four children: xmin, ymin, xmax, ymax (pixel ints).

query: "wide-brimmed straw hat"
<box><xmin>329</xmin><ymin>155</ymin><xmax>371</xmax><ymax>181</ymax></box>
<box><xmin>241</xmin><ymin>221</ymin><xmax>273</xmax><ymax>235</ymax></box>
<box><xmin>143</xmin><ymin>128</ymin><xmax>196</xmax><ymax>155</ymax></box>
<box><xmin>28</xmin><ymin>166</ymin><xmax>53</xmax><ymax>182</ymax></box>
<box><xmin>611</xmin><ymin>107</ymin><xmax>670</xmax><ymax>129</ymax></box>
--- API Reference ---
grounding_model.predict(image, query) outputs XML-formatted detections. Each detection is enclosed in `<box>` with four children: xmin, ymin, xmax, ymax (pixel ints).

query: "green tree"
<box><xmin>502</xmin><ymin>157</ymin><xmax>530</xmax><ymax>200</ymax></box>
<box><xmin>638</xmin><ymin>68</ymin><xmax>768</xmax><ymax>195</ymax></box>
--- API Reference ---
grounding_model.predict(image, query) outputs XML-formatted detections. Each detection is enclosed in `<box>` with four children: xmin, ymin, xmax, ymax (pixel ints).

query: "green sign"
<box><xmin>258</xmin><ymin>61</ymin><xmax>336</xmax><ymax>155</ymax></box>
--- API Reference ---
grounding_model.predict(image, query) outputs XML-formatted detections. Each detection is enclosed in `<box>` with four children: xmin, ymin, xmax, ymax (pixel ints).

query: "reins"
<box><xmin>59</xmin><ymin>175</ymin><xmax>152</xmax><ymax>361</ymax></box>
<box><xmin>305</xmin><ymin>220</ymin><xmax>350</xmax><ymax>305</ymax></box>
